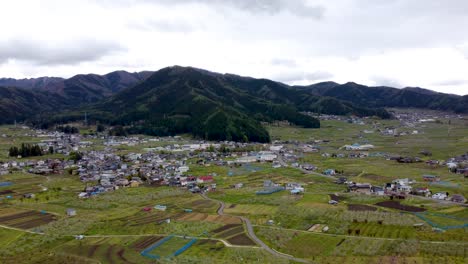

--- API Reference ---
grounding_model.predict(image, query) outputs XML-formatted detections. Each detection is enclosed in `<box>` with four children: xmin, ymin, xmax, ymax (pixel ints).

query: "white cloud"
<box><xmin>0</xmin><ymin>0</ymin><xmax>467</xmax><ymax>95</ymax></box>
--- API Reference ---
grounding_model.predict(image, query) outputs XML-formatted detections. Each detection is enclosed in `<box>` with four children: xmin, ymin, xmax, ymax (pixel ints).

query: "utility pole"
<box><xmin>84</xmin><ymin>112</ymin><xmax>88</xmax><ymax>126</ymax></box>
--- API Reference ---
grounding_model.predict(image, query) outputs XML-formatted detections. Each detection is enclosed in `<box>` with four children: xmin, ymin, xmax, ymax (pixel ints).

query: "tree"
<box><xmin>69</xmin><ymin>151</ymin><xmax>83</xmax><ymax>162</ymax></box>
<box><xmin>8</xmin><ymin>146</ymin><xmax>19</xmax><ymax>157</ymax></box>
<box><xmin>48</xmin><ymin>146</ymin><xmax>54</xmax><ymax>154</ymax></box>
<box><xmin>96</xmin><ymin>124</ymin><xmax>105</xmax><ymax>133</ymax></box>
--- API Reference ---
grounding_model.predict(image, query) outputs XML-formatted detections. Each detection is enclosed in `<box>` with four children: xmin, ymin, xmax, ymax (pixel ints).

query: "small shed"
<box><xmin>67</xmin><ymin>208</ymin><xmax>77</xmax><ymax>216</ymax></box>
<box><xmin>154</xmin><ymin>205</ymin><xmax>167</xmax><ymax>211</ymax></box>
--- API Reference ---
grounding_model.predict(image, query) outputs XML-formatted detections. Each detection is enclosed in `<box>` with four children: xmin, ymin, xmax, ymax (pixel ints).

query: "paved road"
<box><xmin>202</xmin><ymin>193</ymin><xmax>311</xmax><ymax>263</ymax></box>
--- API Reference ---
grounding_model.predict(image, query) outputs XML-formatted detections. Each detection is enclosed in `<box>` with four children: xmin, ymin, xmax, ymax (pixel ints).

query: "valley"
<box><xmin>0</xmin><ymin>110</ymin><xmax>466</xmax><ymax>263</ymax></box>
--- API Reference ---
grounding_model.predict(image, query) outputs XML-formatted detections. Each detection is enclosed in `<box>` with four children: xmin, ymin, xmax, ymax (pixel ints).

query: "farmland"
<box><xmin>0</xmin><ymin>114</ymin><xmax>467</xmax><ymax>263</ymax></box>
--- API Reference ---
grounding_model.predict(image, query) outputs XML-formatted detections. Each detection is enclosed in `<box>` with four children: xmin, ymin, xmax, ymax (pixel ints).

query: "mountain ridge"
<box><xmin>1</xmin><ymin>66</ymin><xmax>466</xmax><ymax>142</ymax></box>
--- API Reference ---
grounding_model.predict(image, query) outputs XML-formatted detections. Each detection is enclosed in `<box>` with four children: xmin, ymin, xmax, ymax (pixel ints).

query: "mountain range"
<box><xmin>1</xmin><ymin>66</ymin><xmax>466</xmax><ymax>142</ymax></box>
<box><xmin>297</xmin><ymin>82</ymin><xmax>468</xmax><ymax>114</ymax></box>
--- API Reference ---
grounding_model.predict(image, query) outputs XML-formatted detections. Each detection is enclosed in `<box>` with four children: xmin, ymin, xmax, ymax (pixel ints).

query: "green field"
<box><xmin>0</xmin><ymin>117</ymin><xmax>467</xmax><ymax>263</ymax></box>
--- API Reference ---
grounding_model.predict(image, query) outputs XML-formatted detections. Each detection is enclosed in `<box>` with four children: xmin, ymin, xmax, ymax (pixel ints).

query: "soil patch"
<box><xmin>227</xmin><ymin>234</ymin><xmax>256</xmax><ymax>246</ymax></box>
<box><xmin>375</xmin><ymin>201</ymin><xmax>426</xmax><ymax>212</ymax></box>
<box><xmin>329</xmin><ymin>194</ymin><xmax>345</xmax><ymax>202</ymax></box>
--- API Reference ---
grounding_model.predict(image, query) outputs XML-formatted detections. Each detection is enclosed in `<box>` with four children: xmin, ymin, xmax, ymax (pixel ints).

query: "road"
<box><xmin>201</xmin><ymin>193</ymin><xmax>311</xmax><ymax>263</ymax></box>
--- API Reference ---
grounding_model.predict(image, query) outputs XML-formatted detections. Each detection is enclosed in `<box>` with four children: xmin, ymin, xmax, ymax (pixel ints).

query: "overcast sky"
<box><xmin>1</xmin><ymin>0</ymin><xmax>468</xmax><ymax>95</ymax></box>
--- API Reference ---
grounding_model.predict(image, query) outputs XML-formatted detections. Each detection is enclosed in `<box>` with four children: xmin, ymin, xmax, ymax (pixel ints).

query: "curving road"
<box><xmin>201</xmin><ymin>193</ymin><xmax>311</xmax><ymax>263</ymax></box>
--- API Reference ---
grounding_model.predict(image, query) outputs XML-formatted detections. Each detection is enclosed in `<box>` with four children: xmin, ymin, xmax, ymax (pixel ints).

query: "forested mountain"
<box><xmin>298</xmin><ymin>82</ymin><xmax>468</xmax><ymax>113</ymax></box>
<box><xmin>0</xmin><ymin>76</ymin><xmax>64</xmax><ymax>90</ymax></box>
<box><xmin>74</xmin><ymin>66</ymin><xmax>324</xmax><ymax>142</ymax></box>
<box><xmin>41</xmin><ymin>70</ymin><xmax>154</xmax><ymax>104</ymax></box>
<box><xmin>0</xmin><ymin>86</ymin><xmax>66</xmax><ymax>124</ymax></box>
<box><xmin>1</xmin><ymin>66</ymin><xmax>465</xmax><ymax>142</ymax></box>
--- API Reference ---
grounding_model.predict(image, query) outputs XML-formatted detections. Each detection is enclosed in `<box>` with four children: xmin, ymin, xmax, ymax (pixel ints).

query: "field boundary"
<box><xmin>254</xmin><ymin>225</ymin><xmax>468</xmax><ymax>244</ymax></box>
<box><xmin>413</xmin><ymin>212</ymin><xmax>468</xmax><ymax>230</ymax></box>
<box><xmin>140</xmin><ymin>235</ymin><xmax>173</xmax><ymax>259</ymax></box>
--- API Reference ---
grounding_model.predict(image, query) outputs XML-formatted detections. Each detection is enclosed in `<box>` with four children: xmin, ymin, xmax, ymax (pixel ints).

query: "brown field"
<box><xmin>211</xmin><ymin>224</ymin><xmax>242</xmax><ymax>234</ymax></box>
<box><xmin>375</xmin><ymin>201</ymin><xmax>426</xmax><ymax>212</ymax></box>
<box><xmin>81</xmin><ymin>243</ymin><xmax>135</xmax><ymax>264</ymax></box>
<box><xmin>0</xmin><ymin>208</ymin><xmax>57</xmax><ymax>229</ymax></box>
<box><xmin>215</xmin><ymin>226</ymin><xmax>244</xmax><ymax>239</ymax></box>
<box><xmin>348</xmin><ymin>204</ymin><xmax>378</xmax><ymax>211</ymax></box>
<box><xmin>227</xmin><ymin>233</ymin><xmax>256</xmax><ymax>246</ymax></box>
<box><xmin>0</xmin><ymin>190</ymin><xmax>14</xmax><ymax>195</ymax></box>
<box><xmin>125</xmin><ymin>212</ymin><xmax>184</xmax><ymax>226</ymax></box>
<box><xmin>177</xmin><ymin>212</ymin><xmax>241</xmax><ymax>224</ymax></box>
<box><xmin>131</xmin><ymin>236</ymin><xmax>164</xmax><ymax>250</ymax></box>
<box><xmin>329</xmin><ymin>194</ymin><xmax>345</xmax><ymax>201</ymax></box>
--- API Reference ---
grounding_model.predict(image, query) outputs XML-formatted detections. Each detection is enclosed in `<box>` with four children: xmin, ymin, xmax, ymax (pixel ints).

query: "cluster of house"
<box><xmin>446</xmin><ymin>153</ymin><xmax>468</xmax><ymax>177</ymax></box>
<box><xmin>234</xmin><ymin>151</ymin><xmax>278</xmax><ymax>163</ymax></box>
<box><xmin>75</xmin><ymin>149</ymin><xmax>222</xmax><ymax>197</ymax></box>
<box><xmin>344</xmin><ymin>177</ymin><xmax>466</xmax><ymax>203</ymax></box>
<box><xmin>341</xmin><ymin>143</ymin><xmax>375</xmax><ymax>151</ymax></box>
<box><xmin>0</xmin><ymin>159</ymin><xmax>70</xmax><ymax>175</ymax></box>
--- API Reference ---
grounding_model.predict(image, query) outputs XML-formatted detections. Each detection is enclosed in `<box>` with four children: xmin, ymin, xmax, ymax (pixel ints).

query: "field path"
<box><xmin>201</xmin><ymin>193</ymin><xmax>311</xmax><ymax>263</ymax></box>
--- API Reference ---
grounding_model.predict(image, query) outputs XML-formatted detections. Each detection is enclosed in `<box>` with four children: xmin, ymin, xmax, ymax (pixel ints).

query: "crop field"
<box><xmin>255</xmin><ymin>226</ymin><xmax>468</xmax><ymax>262</ymax></box>
<box><xmin>346</xmin><ymin>222</ymin><xmax>415</xmax><ymax>238</ymax></box>
<box><xmin>177</xmin><ymin>212</ymin><xmax>241</xmax><ymax>224</ymax></box>
<box><xmin>58</xmin><ymin>237</ymin><xmax>147</xmax><ymax>264</ymax></box>
<box><xmin>226</xmin><ymin>233</ymin><xmax>256</xmax><ymax>246</ymax></box>
<box><xmin>131</xmin><ymin>236</ymin><xmax>164</xmax><ymax>250</ymax></box>
<box><xmin>0</xmin><ymin>117</ymin><xmax>467</xmax><ymax>263</ymax></box>
<box><xmin>144</xmin><ymin>236</ymin><xmax>191</xmax><ymax>258</ymax></box>
<box><xmin>0</xmin><ymin>207</ymin><xmax>57</xmax><ymax>229</ymax></box>
<box><xmin>375</xmin><ymin>201</ymin><xmax>426</xmax><ymax>212</ymax></box>
<box><xmin>125</xmin><ymin>211</ymin><xmax>184</xmax><ymax>226</ymax></box>
<box><xmin>347</xmin><ymin>204</ymin><xmax>377</xmax><ymax>211</ymax></box>
<box><xmin>223</xmin><ymin>203</ymin><xmax>278</xmax><ymax>215</ymax></box>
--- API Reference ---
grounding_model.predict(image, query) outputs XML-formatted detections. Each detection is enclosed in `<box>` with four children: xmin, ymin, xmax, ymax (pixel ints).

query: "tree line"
<box><xmin>9</xmin><ymin>143</ymin><xmax>43</xmax><ymax>157</ymax></box>
<box><xmin>56</xmin><ymin>125</ymin><xmax>79</xmax><ymax>134</ymax></box>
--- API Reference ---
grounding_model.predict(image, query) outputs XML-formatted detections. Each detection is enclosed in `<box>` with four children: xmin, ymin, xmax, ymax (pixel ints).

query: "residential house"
<box><xmin>348</xmin><ymin>183</ymin><xmax>372</xmax><ymax>194</ymax></box>
<box><xmin>450</xmin><ymin>194</ymin><xmax>465</xmax><ymax>203</ymax></box>
<box><xmin>411</xmin><ymin>187</ymin><xmax>431</xmax><ymax>197</ymax></box>
<box><xmin>197</xmin><ymin>176</ymin><xmax>214</xmax><ymax>184</ymax></box>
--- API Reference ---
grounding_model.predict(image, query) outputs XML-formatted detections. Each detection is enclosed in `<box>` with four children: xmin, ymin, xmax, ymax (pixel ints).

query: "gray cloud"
<box><xmin>104</xmin><ymin>0</ymin><xmax>324</xmax><ymax>19</ymax></box>
<box><xmin>0</xmin><ymin>39</ymin><xmax>124</xmax><ymax>66</ymax></box>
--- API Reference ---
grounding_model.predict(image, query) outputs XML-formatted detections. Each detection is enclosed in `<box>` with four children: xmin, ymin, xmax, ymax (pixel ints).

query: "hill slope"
<box><xmin>0</xmin><ymin>87</ymin><xmax>66</xmax><ymax>124</ymax></box>
<box><xmin>0</xmin><ymin>77</ymin><xmax>64</xmax><ymax>90</ymax></box>
<box><xmin>298</xmin><ymin>82</ymin><xmax>468</xmax><ymax>113</ymax></box>
<box><xmin>84</xmin><ymin>66</ymin><xmax>325</xmax><ymax>142</ymax></box>
<box><xmin>42</xmin><ymin>70</ymin><xmax>154</xmax><ymax>103</ymax></box>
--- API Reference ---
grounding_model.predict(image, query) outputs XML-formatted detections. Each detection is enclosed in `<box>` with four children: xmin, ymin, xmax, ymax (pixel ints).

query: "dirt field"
<box><xmin>375</xmin><ymin>201</ymin><xmax>426</xmax><ymax>212</ymax></box>
<box><xmin>0</xmin><ymin>208</ymin><xmax>57</xmax><ymax>229</ymax></box>
<box><xmin>329</xmin><ymin>194</ymin><xmax>345</xmax><ymax>202</ymax></box>
<box><xmin>131</xmin><ymin>236</ymin><xmax>164</xmax><ymax>250</ymax></box>
<box><xmin>211</xmin><ymin>224</ymin><xmax>242</xmax><ymax>234</ymax></box>
<box><xmin>227</xmin><ymin>233</ymin><xmax>256</xmax><ymax>246</ymax></box>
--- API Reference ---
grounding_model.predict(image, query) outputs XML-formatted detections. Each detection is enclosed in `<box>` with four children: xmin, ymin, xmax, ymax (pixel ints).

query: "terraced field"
<box><xmin>0</xmin><ymin>208</ymin><xmax>57</xmax><ymax>229</ymax></box>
